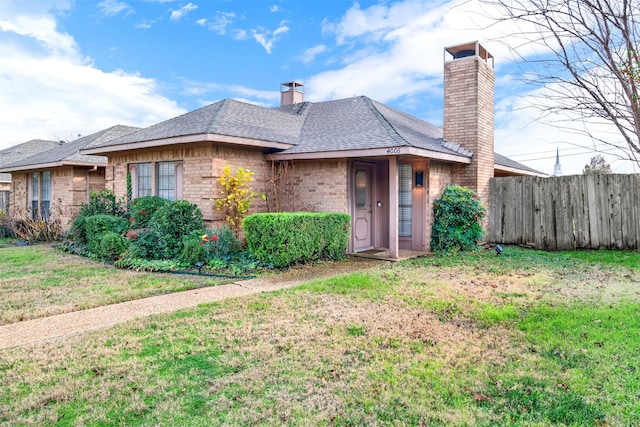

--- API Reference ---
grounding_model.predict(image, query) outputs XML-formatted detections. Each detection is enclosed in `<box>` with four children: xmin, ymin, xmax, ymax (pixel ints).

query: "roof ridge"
<box><xmin>362</xmin><ymin>97</ymin><xmax>408</xmax><ymax>146</ymax></box>
<box><xmin>206</xmin><ymin>98</ymin><xmax>231</xmax><ymax>134</ymax></box>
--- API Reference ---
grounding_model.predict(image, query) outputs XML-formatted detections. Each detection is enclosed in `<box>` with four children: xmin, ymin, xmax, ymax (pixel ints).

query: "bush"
<box><xmin>84</xmin><ymin>214</ymin><xmax>128</xmax><ymax>256</ymax></box>
<box><xmin>126</xmin><ymin>228</ymin><xmax>161</xmax><ymax>260</ymax></box>
<box><xmin>70</xmin><ymin>190</ymin><xmax>126</xmax><ymax>244</ymax></box>
<box><xmin>244</xmin><ymin>212</ymin><xmax>350</xmax><ymax>268</ymax></box>
<box><xmin>430</xmin><ymin>185</ymin><xmax>486</xmax><ymax>253</ymax></box>
<box><xmin>126</xmin><ymin>200</ymin><xmax>205</xmax><ymax>261</ymax></box>
<box><xmin>179</xmin><ymin>232</ymin><xmax>208</xmax><ymax>266</ymax></box>
<box><xmin>202</xmin><ymin>225</ymin><xmax>242</xmax><ymax>259</ymax></box>
<box><xmin>148</xmin><ymin>200</ymin><xmax>205</xmax><ymax>259</ymax></box>
<box><xmin>99</xmin><ymin>232</ymin><xmax>129</xmax><ymax>261</ymax></box>
<box><xmin>179</xmin><ymin>225</ymin><xmax>242</xmax><ymax>267</ymax></box>
<box><xmin>129</xmin><ymin>196</ymin><xmax>169</xmax><ymax>229</ymax></box>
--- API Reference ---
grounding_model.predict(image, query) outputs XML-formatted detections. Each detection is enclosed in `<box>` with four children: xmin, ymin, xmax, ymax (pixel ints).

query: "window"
<box><xmin>398</xmin><ymin>164</ymin><xmax>412</xmax><ymax>237</ymax></box>
<box><xmin>137</xmin><ymin>163</ymin><xmax>152</xmax><ymax>197</ymax></box>
<box><xmin>41</xmin><ymin>171</ymin><xmax>51</xmax><ymax>220</ymax></box>
<box><xmin>157</xmin><ymin>162</ymin><xmax>176</xmax><ymax>201</ymax></box>
<box><xmin>355</xmin><ymin>169</ymin><xmax>368</xmax><ymax>209</ymax></box>
<box><xmin>31</xmin><ymin>172</ymin><xmax>39</xmax><ymax>219</ymax></box>
<box><xmin>30</xmin><ymin>171</ymin><xmax>52</xmax><ymax>220</ymax></box>
<box><xmin>129</xmin><ymin>161</ymin><xmax>182</xmax><ymax>201</ymax></box>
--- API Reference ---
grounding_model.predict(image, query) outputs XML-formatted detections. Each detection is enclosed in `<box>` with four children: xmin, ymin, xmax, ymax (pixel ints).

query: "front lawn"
<box><xmin>0</xmin><ymin>245</ymin><xmax>224</xmax><ymax>325</ymax></box>
<box><xmin>1</xmin><ymin>246</ymin><xmax>639</xmax><ymax>425</ymax></box>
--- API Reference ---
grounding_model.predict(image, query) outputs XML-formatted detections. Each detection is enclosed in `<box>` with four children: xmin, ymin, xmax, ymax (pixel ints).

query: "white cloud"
<box><xmin>270</xmin><ymin>5</ymin><xmax>280</xmax><ymax>13</ymax></box>
<box><xmin>197</xmin><ymin>11</ymin><xmax>236</xmax><ymax>35</ymax></box>
<box><xmin>233</xmin><ymin>29</ymin><xmax>248</xmax><ymax>40</ymax></box>
<box><xmin>170</xmin><ymin>2</ymin><xmax>197</xmax><ymax>21</ymax></box>
<box><xmin>0</xmin><ymin>2</ymin><xmax>185</xmax><ymax>149</ymax></box>
<box><xmin>97</xmin><ymin>0</ymin><xmax>134</xmax><ymax>17</ymax></box>
<box><xmin>251</xmin><ymin>21</ymin><xmax>289</xmax><ymax>54</ymax></box>
<box><xmin>302</xmin><ymin>44</ymin><xmax>327</xmax><ymax>64</ymax></box>
<box><xmin>181</xmin><ymin>79</ymin><xmax>278</xmax><ymax>105</ymax></box>
<box><xmin>331</xmin><ymin>0</ymin><xmax>434</xmax><ymax>45</ymax></box>
<box><xmin>135</xmin><ymin>20</ymin><xmax>153</xmax><ymax>29</ymax></box>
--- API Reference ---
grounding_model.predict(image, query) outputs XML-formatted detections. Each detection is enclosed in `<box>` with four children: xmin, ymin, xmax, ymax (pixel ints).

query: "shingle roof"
<box><xmin>87</xmin><ymin>96</ymin><xmax>471</xmax><ymax>159</ymax></box>
<box><xmin>0</xmin><ymin>139</ymin><xmax>62</xmax><ymax>182</ymax></box>
<box><xmin>89</xmin><ymin>99</ymin><xmax>308</xmax><ymax>149</ymax></box>
<box><xmin>78</xmin><ymin>97</ymin><xmax>539</xmax><ymax>176</ymax></box>
<box><xmin>0</xmin><ymin>125</ymin><xmax>139</xmax><ymax>172</ymax></box>
<box><xmin>494</xmin><ymin>152</ymin><xmax>545</xmax><ymax>175</ymax></box>
<box><xmin>279</xmin><ymin>97</ymin><xmax>470</xmax><ymax>157</ymax></box>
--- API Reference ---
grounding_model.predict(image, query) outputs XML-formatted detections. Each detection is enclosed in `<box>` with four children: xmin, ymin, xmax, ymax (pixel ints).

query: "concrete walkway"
<box><xmin>0</xmin><ymin>258</ymin><xmax>385</xmax><ymax>350</ymax></box>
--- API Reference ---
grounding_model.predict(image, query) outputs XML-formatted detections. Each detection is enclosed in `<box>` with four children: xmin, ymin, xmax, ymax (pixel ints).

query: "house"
<box><xmin>0</xmin><ymin>125</ymin><xmax>139</xmax><ymax>227</ymax></box>
<box><xmin>0</xmin><ymin>139</ymin><xmax>63</xmax><ymax>212</ymax></box>
<box><xmin>82</xmin><ymin>41</ymin><xmax>542</xmax><ymax>259</ymax></box>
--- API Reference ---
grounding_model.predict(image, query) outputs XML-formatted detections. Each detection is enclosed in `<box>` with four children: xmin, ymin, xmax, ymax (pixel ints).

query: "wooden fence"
<box><xmin>489</xmin><ymin>174</ymin><xmax>640</xmax><ymax>251</ymax></box>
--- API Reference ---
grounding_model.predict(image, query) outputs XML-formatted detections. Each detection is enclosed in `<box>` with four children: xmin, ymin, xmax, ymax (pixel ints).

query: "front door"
<box><xmin>353</xmin><ymin>163</ymin><xmax>374</xmax><ymax>251</ymax></box>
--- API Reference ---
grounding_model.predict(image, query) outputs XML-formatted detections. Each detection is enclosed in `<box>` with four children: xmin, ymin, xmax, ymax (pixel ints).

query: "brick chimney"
<box><xmin>280</xmin><ymin>81</ymin><xmax>304</xmax><ymax>106</ymax></box>
<box><xmin>443</xmin><ymin>41</ymin><xmax>495</xmax><ymax>206</ymax></box>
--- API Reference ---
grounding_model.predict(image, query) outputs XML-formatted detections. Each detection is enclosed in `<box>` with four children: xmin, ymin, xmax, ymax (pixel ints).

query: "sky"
<box><xmin>0</xmin><ymin>0</ymin><xmax>637</xmax><ymax>175</ymax></box>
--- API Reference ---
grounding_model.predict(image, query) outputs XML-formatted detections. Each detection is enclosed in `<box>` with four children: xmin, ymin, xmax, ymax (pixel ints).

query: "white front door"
<box><xmin>353</xmin><ymin>163</ymin><xmax>374</xmax><ymax>251</ymax></box>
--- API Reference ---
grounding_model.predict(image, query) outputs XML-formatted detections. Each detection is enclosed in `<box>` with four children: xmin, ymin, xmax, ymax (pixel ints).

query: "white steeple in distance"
<box><xmin>552</xmin><ymin>147</ymin><xmax>562</xmax><ymax>177</ymax></box>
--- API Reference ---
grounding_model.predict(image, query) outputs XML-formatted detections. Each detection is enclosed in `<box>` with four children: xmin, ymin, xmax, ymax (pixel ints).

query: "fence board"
<box><xmin>489</xmin><ymin>174</ymin><xmax>640</xmax><ymax>251</ymax></box>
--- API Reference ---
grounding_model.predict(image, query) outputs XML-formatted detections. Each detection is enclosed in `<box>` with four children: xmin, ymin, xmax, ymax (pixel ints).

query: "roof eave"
<box><xmin>80</xmin><ymin>133</ymin><xmax>295</xmax><ymax>155</ymax></box>
<box><xmin>0</xmin><ymin>161</ymin><xmax>106</xmax><ymax>173</ymax></box>
<box><xmin>494</xmin><ymin>164</ymin><xmax>547</xmax><ymax>177</ymax></box>
<box><xmin>267</xmin><ymin>146</ymin><xmax>472</xmax><ymax>163</ymax></box>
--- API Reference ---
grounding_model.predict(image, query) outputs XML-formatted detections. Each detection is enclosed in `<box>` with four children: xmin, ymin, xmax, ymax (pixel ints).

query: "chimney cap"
<box><xmin>281</xmin><ymin>81</ymin><xmax>304</xmax><ymax>90</ymax></box>
<box><xmin>444</xmin><ymin>41</ymin><xmax>493</xmax><ymax>67</ymax></box>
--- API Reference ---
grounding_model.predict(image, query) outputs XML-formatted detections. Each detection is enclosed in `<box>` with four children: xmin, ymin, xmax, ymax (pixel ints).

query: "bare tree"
<box><xmin>583</xmin><ymin>154</ymin><xmax>612</xmax><ymax>174</ymax></box>
<box><xmin>483</xmin><ymin>0</ymin><xmax>640</xmax><ymax>167</ymax></box>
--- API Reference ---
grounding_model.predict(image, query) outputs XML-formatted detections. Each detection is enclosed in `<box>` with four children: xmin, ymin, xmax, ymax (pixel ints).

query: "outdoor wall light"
<box><xmin>415</xmin><ymin>171</ymin><xmax>424</xmax><ymax>187</ymax></box>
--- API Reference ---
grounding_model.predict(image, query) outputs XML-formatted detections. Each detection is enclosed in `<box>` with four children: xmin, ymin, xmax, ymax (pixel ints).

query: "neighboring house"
<box><xmin>82</xmin><ymin>41</ymin><xmax>542</xmax><ymax>258</ymax></box>
<box><xmin>0</xmin><ymin>139</ymin><xmax>63</xmax><ymax>212</ymax></box>
<box><xmin>494</xmin><ymin>153</ymin><xmax>546</xmax><ymax>177</ymax></box>
<box><xmin>0</xmin><ymin>125</ymin><xmax>139</xmax><ymax>227</ymax></box>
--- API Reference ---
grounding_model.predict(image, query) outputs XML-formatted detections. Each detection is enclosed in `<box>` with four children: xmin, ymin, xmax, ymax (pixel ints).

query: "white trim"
<box><xmin>0</xmin><ymin>161</ymin><xmax>105</xmax><ymax>173</ymax></box>
<box><xmin>268</xmin><ymin>146</ymin><xmax>472</xmax><ymax>163</ymax></box>
<box><xmin>494</xmin><ymin>165</ymin><xmax>547</xmax><ymax>177</ymax></box>
<box><xmin>80</xmin><ymin>133</ymin><xmax>294</xmax><ymax>155</ymax></box>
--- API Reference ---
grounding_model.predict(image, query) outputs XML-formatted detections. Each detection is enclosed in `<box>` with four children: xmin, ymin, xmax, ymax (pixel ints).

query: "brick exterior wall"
<box><xmin>277</xmin><ymin>160</ymin><xmax>349</xmax><ymax>213</ymax></box>
<box><xmin>425</xmin><ymin>161</ymin><xmax>453</xmax><ymax>249</ymax></box>
<box><xmin>106</xmin><ymin>145</ymin><xmax>271</xmax><ymax>229</ymax></box>
<box><xmin>443</xmin><ymin>55</ymin><xmax>495</xmax><ymax>209</ymax></box>
<box><xmin>8</xmin><ymin>172</ymin><xmax>26</xmax><ymax>215</ymax></box>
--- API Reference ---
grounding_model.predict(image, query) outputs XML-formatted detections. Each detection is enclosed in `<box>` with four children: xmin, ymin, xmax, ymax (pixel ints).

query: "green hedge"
<box><xmin>244</xmin><ymin>212</ymin><xmax>350</xmax><ymax>268</ymax></box>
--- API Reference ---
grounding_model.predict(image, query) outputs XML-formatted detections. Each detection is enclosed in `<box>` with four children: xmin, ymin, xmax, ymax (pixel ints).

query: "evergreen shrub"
<box><xmin>430</xmin><ymin>185</ymin><xmax>485</xmax><ymax>253</ymax></box>
<box><xmin>84</xmin><ymin>214</ymin><xmax>128</xmax><ymax>256</ymax></box>
<box><xmin>126</xmin><ymin>200</ymin><xmax>205</xmax><ymax>260</ymax></box>
<box><xmin>244</xmin><ymin>212</ymin><xmax>350</xmax><ymax>268</ymax></box>
<box><xmin>99</xmin><ymin>231</ymin><xmax>129</xmax><ymax>261</ymax></box>
<box><xmin>129</xmin><ymin>196</ymin><xmax>169</xmax><ymax>229</ymax></box>
<box><xmin>69</xmin><ymin>189</ymin><xmax>126</xmax><ymax>244</ymax></box>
